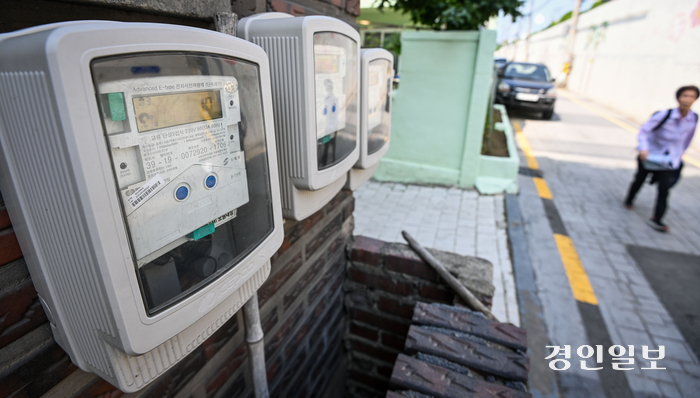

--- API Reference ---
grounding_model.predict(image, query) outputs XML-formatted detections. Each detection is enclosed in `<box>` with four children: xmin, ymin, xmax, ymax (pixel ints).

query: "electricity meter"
<box><xmin>0</xmin><ymin>21</ymin><xmax>283</xmax><ymax>392</ymax></box>
<box><xmin>346</xmin><ymin>48</ymin><xmax>394</xmax><ymax>191</ymax></box>
<box><xmin>238</xmin><ymin>13</ymin><xmax>360</xmax><ymax>220</ymax></box>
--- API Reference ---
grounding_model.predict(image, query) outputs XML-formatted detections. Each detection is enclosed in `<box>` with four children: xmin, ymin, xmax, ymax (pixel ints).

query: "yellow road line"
<box><xmin>513</xmin><ymin>121</ymin><xmax>540</xmax><ymax>169</ymax></box>
<box><xmin>553</xmin><ymin>234</ymin><xmax>598</xmax><ymax>305</ymax></box>
<box><xmin>533</xmin><ymin>177</ymin><xmax>553</xmax><ymax>199</ymax></box>
<box><xmin>515</xmin><ymin>115</ymin><xmax>598</xmax><ymax>305</ymax></box>
<box><xmin>559</xmin><ymin>90</ymin><xmax>700</xmax><ymax>168</ymax></box>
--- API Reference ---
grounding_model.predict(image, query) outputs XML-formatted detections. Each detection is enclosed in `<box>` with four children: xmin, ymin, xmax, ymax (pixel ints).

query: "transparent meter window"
<box><xmin>92</xmin><ymin>52</ymin><xmax>274</xmax><ymax>315</ymax></box>
<box><xmin>313</xmin><ymin>32</ymin><xmax>358</xmax><ymax>170</ymax></box>
<box><xmin>366</xmin><ymin>58</ymin><xmax>392</xmax><ymax>155</ymax></box>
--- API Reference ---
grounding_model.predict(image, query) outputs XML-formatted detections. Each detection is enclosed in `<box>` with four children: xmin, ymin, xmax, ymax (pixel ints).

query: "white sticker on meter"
<box><xmin>98</xmin><ymin>75</ymin><xmax>250</xmax><ymax>260</ymax></box>
<box><xmin>126</xmin><ymin>174</ymin><xmax>165</xmax><ymax>209</ymax></box>
<box><xmin>314</xmin><ymin>45</ymin><xmax>348</xmax><ymax>139</ymax></box>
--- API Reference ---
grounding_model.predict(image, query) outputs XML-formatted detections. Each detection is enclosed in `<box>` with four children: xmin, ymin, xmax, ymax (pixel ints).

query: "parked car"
<box><xmin>495</xmin><ymin>62</ymin><xmax>556</xmax><ymax>119</ymax></box>
<box><xmin>494</xmin><ymin>57</ymin><xmax>508</xmax><ymax>70</ymax></box>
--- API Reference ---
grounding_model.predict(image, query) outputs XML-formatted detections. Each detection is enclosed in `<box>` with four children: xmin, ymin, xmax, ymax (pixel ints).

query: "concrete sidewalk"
<box><xmin>353</xmin><ymin>181</ymin><xmax>520</xmax><ymax>326</ymax></box>
<box><xmin>513</xmin><ymin>92</ymin><xmax>700</xmax><ymax>398</ymax></box>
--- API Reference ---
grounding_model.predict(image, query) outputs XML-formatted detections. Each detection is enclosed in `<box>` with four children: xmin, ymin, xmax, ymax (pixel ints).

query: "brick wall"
<box><xmin>0</xmin><ymin>0</ymin><xmax>359</xmax><ymax>35</ymax></box>
<box><xmin>344</xmin><ymin>237</ymin><xmax>495</xmax><ymax>397</ymax></box>
<box><xmin>269</xmin><ymin>0</ymin><xmax>360</xmax><ymax>25</ymax></box>
<box><xmin>0</xmin><ymin>190</ymin><xmax>354</xmax><ymax>398</ymax></box>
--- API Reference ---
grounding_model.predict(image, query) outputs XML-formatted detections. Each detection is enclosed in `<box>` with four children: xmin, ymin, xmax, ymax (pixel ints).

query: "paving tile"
<box><xmin>649</xmin><ymin>337</ymin><xmax>697</xmax><ymax>364</ymax></box>
<box><xmin>656</xmin><ymin>380</ymin><xmax>683</xmax><ymax>398</ymax></box>
<box><xmin>669</xmin><ymin>370</ymin><xmax>700</xmax><ymax>398</ymax></box>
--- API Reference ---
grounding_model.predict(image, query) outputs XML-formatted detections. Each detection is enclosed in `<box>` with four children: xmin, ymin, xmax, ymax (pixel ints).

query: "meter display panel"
<box><xmin>313</xmin><ymin>32</ymin><xmax>358</xmax><ymax>170</ymax></box>
<box><xmin>92</xmin><ymin>52</ymin><xmax>274</xmax><ymax>315</ymax></box>
<box><xmin>366</xmin><ymin>58</ymin><xmax>392</xmax><ymax>155</ymax></box>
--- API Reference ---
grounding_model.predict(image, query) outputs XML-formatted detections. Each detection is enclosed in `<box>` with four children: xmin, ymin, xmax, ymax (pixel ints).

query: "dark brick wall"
<box><xmin>344</xmin><ymin>237</ymin><xmax>495</xmax><ymax>398</ymax></box>
<box><xmin>269</xmin><ymin>0</ymin><xmax>360</xmax><ymax>25</ymax></box>
<box><xmin>0</xmin><ymin>190</ymin><xmax>354</xmax><ymax>398</ymax></box>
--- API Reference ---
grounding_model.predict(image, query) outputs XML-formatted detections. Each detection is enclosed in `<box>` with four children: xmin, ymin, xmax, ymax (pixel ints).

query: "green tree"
<box><xmin>377</xmin><ymin>0</ymin><xmax>523</xmax><ymax>31</ymax></box>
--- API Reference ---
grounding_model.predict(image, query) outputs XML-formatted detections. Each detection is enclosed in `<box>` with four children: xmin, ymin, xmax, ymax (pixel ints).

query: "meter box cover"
<box><xmin>0</xmin><ymin>21</ymin><xmax>283</xmax><ymax>392</ymax></box>
<box><xmin>238</xmin><ymin>13</ymin><xmax>360</xmax><ymax>220</ymax></box>
<box><xmin>346</xmin><ymin>48</ymin><xmax>394</xmax><ymax>191</ymax></box>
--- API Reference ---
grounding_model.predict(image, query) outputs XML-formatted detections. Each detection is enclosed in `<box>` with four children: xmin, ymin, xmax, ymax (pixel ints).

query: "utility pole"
<box><xmin>524</xmin><ymin>0</ymin><xmax>533</xmax><ymax>62</ymax></box>
<box><xmin>563</xmin><ymin>0</ymin><xmax>582</xmax><ymax>87</ymax></box>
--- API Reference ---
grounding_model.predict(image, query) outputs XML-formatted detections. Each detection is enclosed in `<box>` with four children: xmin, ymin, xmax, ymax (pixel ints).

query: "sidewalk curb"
<box><xmin>505</xmin><ymin>193</ymin><xmax>560</xmax><ymax>398</ymax></box>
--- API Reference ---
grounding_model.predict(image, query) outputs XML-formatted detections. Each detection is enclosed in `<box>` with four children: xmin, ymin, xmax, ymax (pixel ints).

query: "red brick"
<box><xmin>378</xmin><ymin>296</ymin><xmax>415</xmax><ymax>319</ymax></box>
<box><xmin>349</xmin><ymin>339</ymin><xmax>398</xmax><ymax>364</ymax></box>
<box><xmin>280</xmin><ymin>350</ymin><xmax>308</xmax><ymax>388</ymax></box>
<box><xmin>74</xmin><ymin>377</ymin><xmax>123</xmax><ymax>398</ymax></box>
<box><xmin>343</xmin><ymin>197</ymin><xmax>355</xmax><ymax>221</ymax></box>
<box><xmin>351</xmin><ymin>235</ymin><xmax>384</xmax><ymax>266</ymax></box>
<box><xmin>267</xmin><ymin>356</ymin><xmax>281</xmax><ymax>383</ymax></box>
<box><xmin>0</xmin><ymin>209</ymin><xmax>11</xmax><ymax>230</ymax></box>
<box><xmin>348</xmin><ymin>369</ymin><xmax>390</xmax><ymax>390</ymax></box>
<box><xmin>231</xmin><ymin>0</ymin><xmax>258</xmax><ymax>17</ymax></box>
<box><xmin>1</xmin><ymin>340</ymin><xmax>77</xmax><ymax>398</ymax></box>
<box><xmin>283</xmin><ymin>257</ymin><xmax>325</xmax><ymax>310</ymax></box>
<box><xmin>261</xmin><ymin>307</ymin><xmax>279</xmax><ymax>335</ymax></box>
<box><xmin>309</xmin><ymin>343</ymin><xmax>342</xmax><ymax>391</ymax></box>
<box><xmin>346</xmin><ymin>0</ymin><xmax>361</xmax><ymax>16</ymax></box>
<box><xmin>279</xmin><ymin>210</ymin><xmax>324</xmax><ymax>254</ymax></box>
<box><xmin>266</xmin><ymin>305</ymin><xmax>304</xmax><ymax>358</ymax></box>
<box><xmin>350</xmin><ymin>322</ymin><xmax>378</xmax><ymax>341</ymax></box>
<box><xmin>384</xmin><ymin>247</ymin><xmax>438</xmax><ymax>282</ymax></box>
<box><xmin>205</xmin><ymin>343</ymin><xmax>247</xmax><ymax>396</ymax></box>
<box><xmin>270</xmin><ymin>0</ymin><xmax>289</xmax><ymax>12</ymax></box>
<box><xmin>0</xmin><ymin>282</ymin><xmax>47</xmax><ymax>349</ymax></box>
<box><xmin>258</xmin><ymin>251</ymin><xmax>302</xmax><ymax>306</ymax></box>
<box><xmin>0</xmin><ymin>228</ymin><xmax>22</xmax><ymax>266</ymax></box>
<box><xmin>348</xmin><ymin>268</ymin><xmax>412</xmax><ymax>296</ymax></box>
<box><xmin>203</xmin><ymin>315</ymin><xmax>239</xmax><ymax>360</ymax></box>
<box><xmin>328</xmin><ymin>0</ymin><xmax>343</xmax><ymax>8</ymax></box>
<box><xmin>285</xmin><ymin>323</ymin><xmax>309</xmax><ymax>359</ymax></box>
<box><xmin>307</xmin><ymin>257</ymin><xmax>344</xmax><ymax>304</ymax></box>
<box><xmin>305</xmin><ymin>213</ymin><xmax>342</xmax><ymax>258</ymax></box>
<box><xmin>327</xmin><ymin>189</ymin><xmax>351</xmax><ymax>210</ymax></box>
<box><xmin>308</xmin><ymin>288</ymin><xmax>343</xmax><ymax>344</ymax></box>
<box><xmin>381</xmin><ymin>333</ymin><xmax>406</xmax><ymax>351</ymax></box>
<box><xmin>218</xmin><ymin>373</ymin><xmax>246</xmax><ymax>398</ymax></box>
<box><xmin>290</xmin><ymin>4</ymin><xmax>306</xmax><ymax>16</ymax></box>
<box><xmin>418</xmin><ymin>284</ymin><xmax>453</xmax><ymax>302</ymax></box>
<box><xmin>350</xmin><ymin>309</ymin><xmax>410</xmax><ymax>336</ymax></box>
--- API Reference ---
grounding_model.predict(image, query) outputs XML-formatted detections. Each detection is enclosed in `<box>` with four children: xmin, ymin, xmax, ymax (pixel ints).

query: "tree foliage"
<box><xmin>377</xmin><ymin>0</ymin><xmax>524</xmax><ymax>31</ymax></box>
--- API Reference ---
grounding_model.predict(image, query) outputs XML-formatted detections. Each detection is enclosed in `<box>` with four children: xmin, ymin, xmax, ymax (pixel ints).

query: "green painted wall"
<box><xmin>374</xmin><ymin>29</ymin><xmax>497</xmax><ymax>187</ymax></box>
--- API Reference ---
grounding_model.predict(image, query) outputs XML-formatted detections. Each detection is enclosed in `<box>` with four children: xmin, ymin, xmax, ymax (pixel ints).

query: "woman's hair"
<box><xmin>676</xmin><ymin>85</ymin><xmax>700</xmax><ymax>99</ymax></box>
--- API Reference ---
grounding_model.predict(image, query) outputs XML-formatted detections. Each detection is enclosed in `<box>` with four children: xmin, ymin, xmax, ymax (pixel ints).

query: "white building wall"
<box><xmin>497</xmin><ymin>0</ymin><xmax>700</xmax><ymax>149</ymax></box>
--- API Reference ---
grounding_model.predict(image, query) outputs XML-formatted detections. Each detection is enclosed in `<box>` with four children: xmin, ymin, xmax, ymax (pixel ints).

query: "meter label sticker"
<box><xmin>127</xmin><ymin>174</ymin><xmax>165</xmax><ymax>209</ymax></box>
<box><xmin>314</xmin><ymin>44</ymin><xmax>348</xmax><ymax>139</ymax></box>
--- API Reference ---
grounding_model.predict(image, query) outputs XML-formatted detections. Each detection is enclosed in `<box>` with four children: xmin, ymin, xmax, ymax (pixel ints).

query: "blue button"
<box><xmin>175</xmin><ymin>185</ymin><xmax>189</xmax><ymax>201</ymax></box>
<box><xmin>332</xmin><ymin>105</ymin><xmax>336</xmax><ymax>112</ymax></box>
<box><xmin>205</xmin><ymin>175</ymin><xmax>217</xmax><ymax>188</ymax></box>
<box><xmin>323</xmin><ymin>107</ymin><xmax>327</xmax><ymax>115</ymax></box>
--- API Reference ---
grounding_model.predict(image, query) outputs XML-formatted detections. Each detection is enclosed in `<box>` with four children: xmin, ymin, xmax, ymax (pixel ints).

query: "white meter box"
<box><xmin>0</xmin><ymin>22</ymin><xmax>283</xmax><ymax>392</ymax></box>
<box><xmin>346</xmin><ymin>48</ymin><xmax>394</xmax><ymax>191</ymax></box>
<box><xmin>238</xmin><ymin>13</ymin><xmax>360</xmax><ymax>220</ymax></box>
